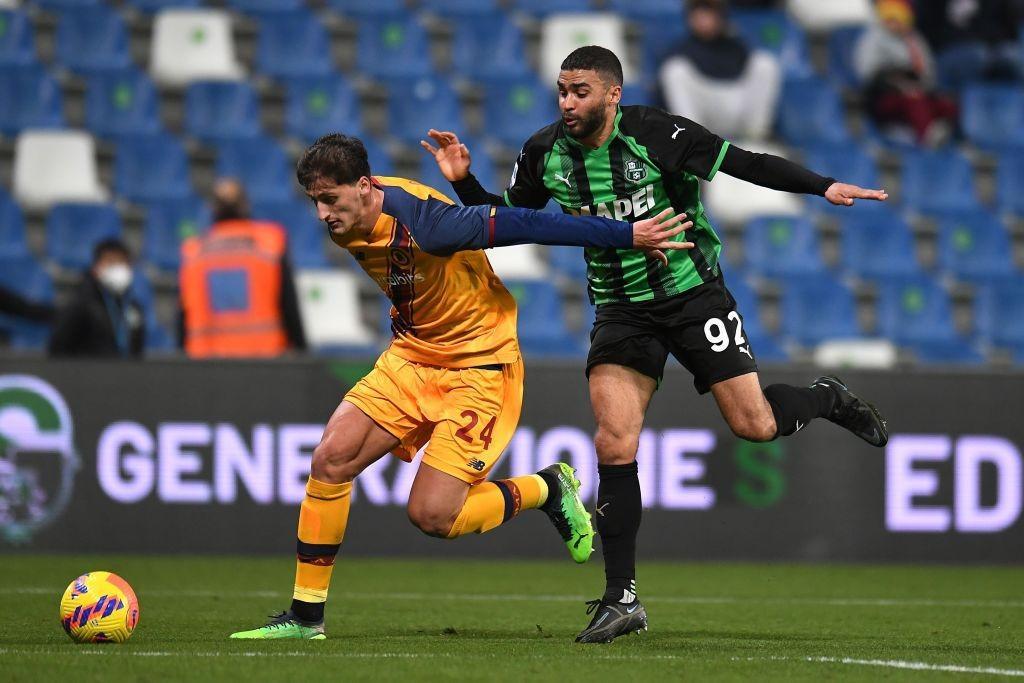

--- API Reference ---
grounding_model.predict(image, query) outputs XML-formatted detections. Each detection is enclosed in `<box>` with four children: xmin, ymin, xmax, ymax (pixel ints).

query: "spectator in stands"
<box><xmin>915</xmin><ymin>0</ymin><xmax>1023</xmax><ymax>89</ymax></box>
<box><xmin>49</xmin><ymin>238</ymin><xmax>145</xmax><ymax>358</ymax></box>
<box><xmin>855</xmin><ymin>0</ymin><xmax>959</xmax><ymax>146</ymax></box>
<box><xmin>658</xmin><ymin>0</ymin><xmax>781</xmax><ymax>140</ymax></box>
<box><xmin>179</xmin><ymin>178</ymin><xmax>306</xmax><ymax>358</ymax></box>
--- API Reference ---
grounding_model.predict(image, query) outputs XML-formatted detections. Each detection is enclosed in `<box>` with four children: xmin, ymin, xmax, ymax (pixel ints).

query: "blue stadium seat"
<box><xmin>416</xmin><ymin>143</ymin><xmax>497</xmax><ymax>199</ymax></box>
<box><xmin>185</xmin><ymin>81</ymin><xmax>261</xmax><ymax>143</ymax></box>
<box><xmin>780</xmin><ymin>273</ymin><xmax>861</xmax><ymax>347</ymax></box>
<box><xmin>285</xmin><ymin>74</ymin><xmax>362</xmax><ymax>143</ymax></box>
<box><xmin>420</xmin><ymin>0</ymin><xmax>499</xmax><ymax>18</ymax></box>
<box><xmin>254</xmin><ymin>9</ymin><xmax>332</xmax><ymax>80</ymax></box>
<box><xmin>802</xmin><ymin>142</ymin><xmax>880</xmax><ymax>191</ymax></box>
<box><xmin>937</xmin><ymin>211</ymin><xmax>1015</xmax><ymax>283</ymax></box>
<box><xmin>328</xmin><ymin>0</ymin><xmax>403</xmax><ymax>18</ymax></box>
<box><xmin>509</xmin><ymin>0</ymin><xmax>591</xmax><ymax>16</ymax></box>
<box><xmin>32</xmin><ymin>0</ymin><xmax>102</xmax><ymax>11</ymax></box>
<box><xmin>778</xmin><ymin>76</ymin><xmax>851</xmax><ymax>145</ymax></box>
<box><xmin>0</xmin><ymin>196</ymin><xmax>30</xmax><ymax>258</ymax></box>
<box><xmin>85</xmin><ymin>69</ymin><xmax>162</xmax><ymax>139</ymax></box>
<box><xmin>900</xmin><ymin>148</ymin><xmax>979</xmax><ymax>214</ymax></box>
<box><xmin>0</xmin><ymin>63</ymin><xmax>64</xmax><ymax>135</ymax></box>
<box><xmin>875</xmin><ymin>274</ymin><xmax>982</xmax><ymax>363</ymax></box>
<box><xmin>115</xmin><ymin>132</ymin><xmax>192</xmax><ymax>203</ymax></box>
<box><xmin>228</xmin><ymin>0</ymin><xmax>301</xmax><ymax>11</ymax></box>
<box><xmin>504</xmin><ymin>280</ymin><xmax>582</xmax><ymax>357</ymax></box>
<box><xmin>826</xmin><ymin>25</ymin><xmax>864</xmax><ymax>89</ymax></box>
<box><xmin>356</xmin><ymin>15</ymin><xmax>433</xmax><ymax>80</ymax></box>
<box><xmin>47</xmin><ymin>203</ymin><xmax>123</xmax><ymax>270</ymax></box>
<box><xmin>451</xmin><ymin>17</ymin><xmax>530</xmax><ymax>81</ymax></box>
<box><xmin>997</xmin><ymin>149</ymin><xmax>1024</xmax><ymax>217</ymax></box>
<box><xmin>840</xmin><ymin>209</ymin><xmax>921</xmax><ymax>280</ymax></box>
<box><xmin>216</xmin><ymin>136</ymin><xmax>294</xmax><ymax>202</ymax></box>
<box><xmin>723</xmin><ymin>273</ymin><xmax>788</xmax><ymax>361</ymax></box>
<box><xmin>250</xmin><ymin>198</ymin><xmax>329</xmax><ymax>268</ymax></box>
<box><xmin>388</xmin><ymin>76</ymin><xmax>465</xmax><ymax>146</ymax></box>
<box><xmin>55</xmin><ymin>6</ymin><xmax>131</xmax><ymax>74</ymax></box>
<box><xmin>483</xmin><ymin>76</ymin><xmax>556</xmax><ymax>149</ymax></box>
<box><xmin>361</xmin><ymin>136</ymin><xmax>394</xmax><ymax>176</ymax></box>
<box><xmin>638</xmin><ymin>19</ymin><xmax>687</xmax><ymax>77</ymax></box>
<box><xmin>549</xmin><ymin>245</ymin><xmax>587</xmax><ymax>281</ymax></box>
<box><xmin>608</xmin><ymin>0</ymin><xmax>683</xmax><ymax>21</ymax></box>
<box><xmin>126</xmin><ymin>0</ymin><xmax>200</xmax><ymax>13</ymax></box>
<box><xmin>745</xmin><ymin>215</ymin><xmax>825</xmax><ymax>277</ymax></box>
<box><xmin>974</xmin><ymin>277</ymin><xmax>1024</xmax><ymax>350</ymax></box>
<box><xmin>0</xmin><ymin>10</ymin><xmax>36</xmax><ymax>66</ymax></box>
<box><xmin>961</xmin><ymin>84</ymin><xmax>1024</xmax><ymax>150</ymax></box>
<box><xmin>731</xmin><ymin>9</ymin><xmax>811</xmax><ymax>76</ymax></box>
<box><xmin>0</xmin><ymin>256</ymin><xmax>54</xmax><ymax>349</ymax></box>
<box><xmin>141</xmin><ymin>196</ymin><xmax>209</xmax><ymax>272</ymax></box>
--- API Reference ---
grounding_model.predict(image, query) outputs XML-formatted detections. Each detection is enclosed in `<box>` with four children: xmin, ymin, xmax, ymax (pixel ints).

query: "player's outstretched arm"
<box><xmin>823</xmin><ymin>182</ymin><xmax>889</xmax><ymax>206</ymax></box>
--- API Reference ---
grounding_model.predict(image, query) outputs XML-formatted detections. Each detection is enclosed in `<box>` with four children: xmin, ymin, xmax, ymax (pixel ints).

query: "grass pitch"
<box><xmin>2</xmin><ymin>555</ymin><xmax>1022</xmax><ymax>681</ymax></box>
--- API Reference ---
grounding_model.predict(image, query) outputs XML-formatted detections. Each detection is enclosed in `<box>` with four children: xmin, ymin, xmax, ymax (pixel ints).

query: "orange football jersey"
<box><xmin>330</xmin><ymin>177</ymin><xmax>520</xmax><ymax>368</ymax></box>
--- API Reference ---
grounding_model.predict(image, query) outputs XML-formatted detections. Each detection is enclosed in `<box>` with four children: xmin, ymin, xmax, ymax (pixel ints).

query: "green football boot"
<box><xmin>538</xmin><ymin>463</ymin><xmax>594</xmax><ymax>563</ymax></box>
<box><xmin>230</xmin><ymin>611</ymin><xmax>326</xmax><ymax>640</ymax></box>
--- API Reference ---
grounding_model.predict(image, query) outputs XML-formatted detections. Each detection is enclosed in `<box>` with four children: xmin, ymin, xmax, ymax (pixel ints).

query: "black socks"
<box><xmin>290</xmin><ymin>599</ymin><xmax>324</xmax><ymax>624</ymax></box>
<box><xmin>763</xmin><ymin>383</ymin><xmax>836</xmax><ymax>437</ymax></box>
<box><xmin>596</xmin><ymin>461</ymin><xmax>642</xmax><ymax>602</ymax></box>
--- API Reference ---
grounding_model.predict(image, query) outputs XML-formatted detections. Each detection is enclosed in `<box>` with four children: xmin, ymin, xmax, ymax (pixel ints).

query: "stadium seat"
<box><xmin>127</xmin><ymin>0</ymin><xmax>200</xmax><ymax>14</ymax></box>
<box><xmin>936</xmin><ymin>211</ymin><xmax>1015</xmax><ymax>283</ymax></box>
<box><xmin>114</xmin><ymin>132</ymin><xmax>192</xmax><ymax>202</ymax></box>
<box><xmin>14</xmin><ymin>131</ymin><xmax>106</xmax><ymax>210</ymax></box>
<box><xmin>785</xmin><ymin>0</ymin><xmax>872</xmax><ymax>32</ymax></box>
<box><xmin>826</xmin><ymin>25</ymin><xmax>865</xmax><ymax>88</ymax></box>
<box><xmin>141</xmin><ymin>196</ymin><xmax>208</xmax><ymax>271</ymax></box>
<box><xmin>780</xmin><ymin>272</ymin><xmax>861</xmax><ymax>346</ymax></box>
<box><xmin>416</xmin><ymin>145</ymin><xmax>497</xmax><ymax>198</ymax></box>
<box><xmin>731</xmin><ymin>9</ymin><xmax>811</xmax><ymax>76</ymax></box>
<box><xmin>839</xmin><ymin>208</ymin><xmax>922</xmax><ymax>279</ymax></box>
<box><xmin>294</xmin><ymin>269</ymin><xmax>377</xmax><ymax>353</ymax></box>
<box><xmin>356</xmin><ymin>15</ymin><xmax>433</xmax><ymax>80</ymax></box>
<box><xmin>511</xmin><ymin>0</ymin><xmax>591</xmax><ymax>16</ymax></box>
<box><xmin>607</xmin><ymin>0</ymin><xmax>683</xmax><ymax>21</ymax></box>
<box><xmin>974</xmin><ymin>277</ymin><xmax>1024</xmax><ymax>350</ymax></box>
<box><xmin>0</xmin><ymin>195</ymin><xmax>30</xmax><ymax>258</ymax></box>
<box><xmin>420</xmin><ymin>0</ymin><xmax>499</xmax><ymax>18</ymax></box>
<box><xmin>875</xmin><ymin>274</ymin><xmax>958</xmax><ymax>346</ymax></box>
<box><xmin>486</xmin><ymin>244</ymin><xmax>549</xmax><ymax>281</ymax></box>
<box><xmin>85</xmin><ymin>69</ymin><xmax>162</xmax><ymax>139</ymax></box>
<box><xmin>47</xmin><ymin>203</ymin><xmax>122</xmax><ymax>270</ymax></box>
<box><xmin>637</xmin><ymin>18</ymin><xmax>687</xmax><ymax>77</ymax></box>
<box><xmin>540</xmin><ymin>13</ymin><xmax>632</xmax><ymax>84</ymax></box>
<box><xmin>387</xmin><ymin>76</ymin><xmax>465</xmax><ymax>146</ymax></box>
<box><xmin>802</xmin><ymin>142</ymin><xmax>879</xmax><ymax>193</ymax></box>
<box><xmin>996</xmin><ymin>149</ymin><xmax>1024</xmax><ymax>217</ymax></box>
<box><xmin>504</xmin><ymin>280</ymin><xmax>582</xmax><ymax>357</ymax></box>
<box><xmin>450</xmin><ymin>16</ymin><xmax>530</xmax><ymax>81</ymax></box>
<box><xmin>285</xmin><ymin>74</ymin><xmax>362</xmax><ymax>143</ymax></box>
<box><xmin>30</xmin><ymin>0</ymin><xmax>101</xmax><ymax>10</ymax></box>
<box><xmin>900</xmin><ymin>148</ymin><xmax>979</xmax><ymax>215</ymax></box>
<box><xmin>961</xmin><ymin>84</ymin><xmax>1024</xmax><ymax>150</ymax></box>
<box><xmin>548</xmin><ymin>245</ymin><xmax>588</xmax><ymax>282</ymax></box>
<box><xmin>0</xmin><ymin>63</ymin><xmax>63</xmax><ymax>135</ymax></box>
<box><xmin>482</xmin><ymin>76</ymin><xmax>556</xmax><ymax>149</ymax></box>
<box><xmin>0</xmin><ymin>9</ymin><xmax>35</xmax><ymax>66</ymax></box>
<box><xmin>777</xmin><ymin>76</ymin><xmax>851</xmax><ymax>145</ymax></box>
<box><xmin>362</xmin><ymin>136</ymin><xmax>395</xmax><ymax>176</ymax></box>
<box><xmin>249</xmin><ymin>198</ymin><xmax>329</xmax><ymax>269</ymax></box>
<box><xmin>55</xmin><ymin>5</ymin><xmax>131</xmax><ymax>74</ymax></box>
<box><xmin>724</xmin><ymin>273</ymin><xmax>788</xmax><ymax>361</ymax></box>
<box><xmin>254</xmin><ymin>9</ymin><xmax>332</xmax><ymax>80</ymax></box>
<box><xmin>216</xmin><ymin>136</ymin><xmax>294</xmax><ymax>202</ymax></box>
<box><xmin>185</xmin><ymin>81</ymin><xmax>261</xmax><ymax>142</ymax></box>
<box><xmin>228</xmin><ymin>0</ymin><xmax>300</xmax><ymax>11</ymax></box>
<box><xmin>0</xmin><ymin>255</ymin><xmax>54</xmax><ymax>349</ymax></box>
<box><xmin>703</xmin><ymin>143</ymin><xmax>803</xmax><ymax>224</ymax></box>
<box><xmin>150</xmin><ymin>10</ymin><xmax>244</xmax><ymax>86</ymax></box>
<box><xmin>327</xmin><ymin>0</ymin><xmax>403</xmax><ymax>18</ymax></box>
<box><xmin>744</xmin><ymin>215</ymin><xmax>825</xmax><ymax>277</ymax></box>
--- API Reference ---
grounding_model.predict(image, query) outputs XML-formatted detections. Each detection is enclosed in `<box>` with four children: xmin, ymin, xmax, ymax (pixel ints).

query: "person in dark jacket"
<box><xmin>49</xmin><ymin>238</ymin><xmax>145</xmax><ymax>358</ymax></box>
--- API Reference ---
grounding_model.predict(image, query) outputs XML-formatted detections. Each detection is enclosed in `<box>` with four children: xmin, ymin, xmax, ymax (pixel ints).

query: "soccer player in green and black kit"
<box><xmin>423</xmin><ymin>46</ymin><xmax>890</xmax><ymax>644</ymax></box>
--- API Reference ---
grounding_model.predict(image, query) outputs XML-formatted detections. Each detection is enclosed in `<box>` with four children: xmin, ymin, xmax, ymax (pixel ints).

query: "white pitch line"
<box><xmin>8</xmin><ymin>587</ymin><xmax>1024</xmax><ymax>609</ymax></box>
<box><xmin>739</xmin><ymin>656</ymin><xmax>1024</xmax><ymax>678</ymax></box>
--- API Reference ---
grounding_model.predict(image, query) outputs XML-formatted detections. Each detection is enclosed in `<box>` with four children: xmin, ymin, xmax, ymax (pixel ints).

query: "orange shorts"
<box><xmin>343</xmin><ymin>349</ymin><xmax>524</xmax><ymax>484</ymax></box>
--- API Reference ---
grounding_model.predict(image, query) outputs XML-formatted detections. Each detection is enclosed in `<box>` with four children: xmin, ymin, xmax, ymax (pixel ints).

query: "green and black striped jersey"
<box><xmin>502</xmin><ymin>105</ymin><xmax>730</xmax><ymax>305</ymax></box>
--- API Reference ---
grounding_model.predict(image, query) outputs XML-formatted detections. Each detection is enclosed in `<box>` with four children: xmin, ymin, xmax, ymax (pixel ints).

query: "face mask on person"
<box><xmin>97</xmin><ymin>263</ymin><xmax>133</xmax><ymax>296</ymax></box>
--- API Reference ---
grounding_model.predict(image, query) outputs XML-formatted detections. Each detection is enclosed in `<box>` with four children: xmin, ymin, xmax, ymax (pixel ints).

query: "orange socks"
<box><xmin>446</xmin><ymin>474</ymin><xmax>548</xmax><ymax>538</ymax></box>
<box><xmin>292</xmin><ymin>477</ymin><xmax>351</xmax><ymax>608</ymax></box>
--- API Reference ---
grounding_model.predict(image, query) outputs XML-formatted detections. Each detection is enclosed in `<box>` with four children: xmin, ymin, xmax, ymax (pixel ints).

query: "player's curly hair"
<box><xmin>296</xmin><ymin>133</ymin><xmax>371</xmax><ymax>189</ymax></box>
<box><xmin>560</xmin><ymin>46</ymin><xmax>624</xmax><ymax>86</ymax></box>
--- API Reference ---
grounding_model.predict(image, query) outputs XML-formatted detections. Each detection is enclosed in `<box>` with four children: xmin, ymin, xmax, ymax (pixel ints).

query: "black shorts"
<box><xmin>586</xmin><ymin>275</ymin><xmax>759</xmax><ymax>394</ymax></box>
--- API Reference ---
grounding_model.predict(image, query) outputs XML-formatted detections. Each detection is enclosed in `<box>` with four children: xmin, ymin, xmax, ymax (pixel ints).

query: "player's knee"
<box><xmin>594</xmin><ymin>426</ymin><xmax>640</xmax><ymax>465</ymax></box>
<box><xmin>727</xmin><ymin>411</ymin><xmax>777</xmax><ymax>442</ymax></box>
<box><xmin>310</xmin><ymin>441</ymin><xmax>361</xmax><ymax>483</ymax></box>
<box><xmin>406</xmin><ymin>503</ymin><xmax>457</xmax><ymax>538</ymax></box>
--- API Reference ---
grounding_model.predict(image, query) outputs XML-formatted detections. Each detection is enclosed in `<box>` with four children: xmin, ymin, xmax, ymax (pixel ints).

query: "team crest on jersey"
<box><xmin>389</xmin><ymin>248</ymin><xmax>412</xmax><ymax>268</ymax></box>
<box><xmin>625</xmin><ymin>160</ymin><xmax>647</xmax><ymax>183</ymax></box>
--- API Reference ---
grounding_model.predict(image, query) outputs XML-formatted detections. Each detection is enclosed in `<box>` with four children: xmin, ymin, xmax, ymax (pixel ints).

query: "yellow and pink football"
<box><xmin>59</xmin><ymin>571</ymin><xmax>140</xmax><ymax>643</ymax></box>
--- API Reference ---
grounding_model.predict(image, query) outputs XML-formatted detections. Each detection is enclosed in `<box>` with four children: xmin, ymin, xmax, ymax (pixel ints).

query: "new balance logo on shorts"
<box><xmin>468</xmin><ymin>458</ymin><xmax>486</xmax><ymax>472</ymax></box>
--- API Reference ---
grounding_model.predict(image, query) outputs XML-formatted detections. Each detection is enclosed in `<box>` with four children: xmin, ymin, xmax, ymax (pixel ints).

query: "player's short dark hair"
<box><xmin>296</xmin><ymin>133</ymin><xmax>371</xmax><ymax>189</ymax></box>
<box><xmin>91</xmin><ymin>237</ymin><xmax>131</xmax><ymax>265</ymax></box>
<box><xmin>560</xmin><ymin>46</ymin><xmax>624</xmax><ymax>86</ymax></box>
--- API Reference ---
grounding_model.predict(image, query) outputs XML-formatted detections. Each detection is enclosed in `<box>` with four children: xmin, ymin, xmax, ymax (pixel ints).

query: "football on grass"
<box><xmin>59</xmin><ymin>571</ymin><xmax>140</xmax><ymax>643</ymax></box>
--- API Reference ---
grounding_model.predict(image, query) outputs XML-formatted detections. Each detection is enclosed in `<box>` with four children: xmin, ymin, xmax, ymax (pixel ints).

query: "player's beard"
<box><xmin>565</xmin><ymin>107</ymin><xmax>606</xmax><ymax>141</ymax></box>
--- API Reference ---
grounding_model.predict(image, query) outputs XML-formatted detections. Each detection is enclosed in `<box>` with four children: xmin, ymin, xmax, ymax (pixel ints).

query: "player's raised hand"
<box><xmin>825</xmin><ymin>182</ymin><xmax>888</xmax><ymax>206</ymax></box>
<box><xmin>633</xmin><ymin>208</ymin><xmax>694</xmax><ymax>266</ymax></box>
<box><xmin>420</xmin><ymin>129</ymin><xmax>471</xmax><ymax>182</ymax></box>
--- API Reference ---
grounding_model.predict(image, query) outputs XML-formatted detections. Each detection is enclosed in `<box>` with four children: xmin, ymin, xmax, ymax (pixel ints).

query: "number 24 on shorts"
<box><xmin>455</xmin><ymin>410</ymin><xmax>497</xmax><ymax>449</ymax></box>
<box><xmin>704</xmin><ymin>311</ymin><xmax>746</xmax><ymax>352</ymax></box>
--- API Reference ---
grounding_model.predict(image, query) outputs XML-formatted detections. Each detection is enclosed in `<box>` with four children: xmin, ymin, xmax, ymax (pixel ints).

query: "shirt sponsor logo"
<box><xmin>573</xmin><ymin>185</ymin><xmax>657</xmax><ymax>221</ymax></box>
